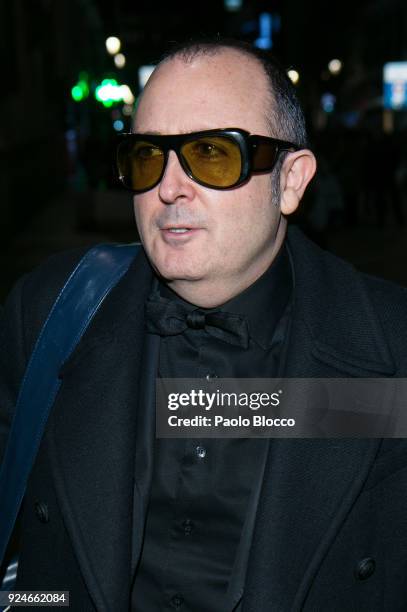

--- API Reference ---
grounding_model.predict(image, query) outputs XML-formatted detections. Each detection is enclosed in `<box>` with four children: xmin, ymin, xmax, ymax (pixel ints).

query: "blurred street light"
<box><xmin>114</xmin><ymin>53</ymin><xmax>126</xmax><ymax>68</ymax></box>
<box><xmin>94</xmin><ymin>79</ymin><xmax>134</xmax><ymax>108</ymax></box>
<box><xmin>224</xmin><ymin>0</ymin><xmax>242</xmax><ymax>10</ymax></box>
<box><xmin>384</xmin><ymin>62</ymin><xmax>407</xmax><ymax>110</ymax></box>
<box><xmin>328</xmin><ymin>59</ymin><xmax>342</xmax><ymax>75</ymax></box>
<box><xmin>71</xmin><ymin>75</ymin><xmax>89</xmax><ymax>102</ymax></box>
<box><xmin>95</xmin><ymin>79</ymin><xmax>122</xmax><ymax>107</ymax></box>
<box><xmin>113</xmin><ymin>120</ymin><xmax>124</xmax><ymax>131</ymax></box>
<box><xmin>138</xmin><ymin>65</ymin><xmax>156</xmax><ymax>89</ymax></box>
<box><xmin>287</xmin><ymin>69</ymin><xmax>300</xmax><ymax>84</ymax></box>
<box><xmin>123</xmin><ymin>104</ymin><xmax>133</xmax><ymax>116</ymax></box>
<box><xmin>254</xmin><ymin>13</ymin><xmax>273</xmax><ymax>50</ymax></box>
<box><xmin>321</xmin><ymin>92</ymin><xmax>336</xmax><ymax>113</ymax></box>
<box><xmin>120</xmin><ymin>85</ymin><xmax>135</xmax><ymax>105</ymax></box>
<box><xmin>106</xmin><ymin>36</ymin><xmax>121</xmax><ymax>55</ymax></box>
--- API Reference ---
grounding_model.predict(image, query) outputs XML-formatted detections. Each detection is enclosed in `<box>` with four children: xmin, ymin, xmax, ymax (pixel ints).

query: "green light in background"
<box><xmin>79</xmin><ymin>80</ymin><xmax>89</xmax><ymax>97</ymax></box>
<box><xmin>95</xmin><ymin>78</ymin><xmax>124</xmax><ymax>106</ymax></box>
<box><xmin>71</xmin><ymin>76</ymin><xmax>90</xmax><ymax>102</ymax></box>
<box><xmin>71</xmin><ymin>85</ymin><xmax>83</xmax><ymax>102</ymax></box>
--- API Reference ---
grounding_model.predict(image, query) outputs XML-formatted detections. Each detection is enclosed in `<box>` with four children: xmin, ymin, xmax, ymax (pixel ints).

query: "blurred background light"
<box><xmin>122</xmin><ymin>104</ymin><xmax>134</xmax><ymax>116</ymax></box>
<box><xmin>105</xmin><ymin>36</ymin><xmax>121</xmax><ymax>55</ymax></box>
<box><xmin>70</xmin><ymin>77</ymin><xmax>89</xmax><ymax>102</ymax></box>
<box><xmin>287</xmin><ymin>69</ymin><xmax>299</xmax><ymax>84</ymax></box>
<box><xmin>113</xmin><ymin>120</ymin><xmax>124</xmax><ymax>131</ymax></box>
<box><xmin>95</xmin><ymin>78</ymin><xmax>123</xmax><ymax>107</ymax></box>
<box><xmin>383</xmin><ymin>62</ymin><xmax>407</xmax><ymax>110</ymax></box>
<box><xmin>114</xmin><ymin>53</ymin><xmax>126</xmax><ymax>69</ymax></box>
<box><xmin>224</xmin><ymin>0</ymin><xmax>242</xmax><ymax>11</ymax></box>
<box><xmin>328</xmin><ymin>59</ymin><xmax>343</xmax><ymax>75</ymax></box>
<box><xmin>321</xmin><ymin>92</ymin><xmax>336</xmax><ymax>113</ymax></box>
<box><xmin>71</xmin><ymin>85</ymin><xmax>84</xmax><ymax>102</ymax></box>
<box><xmin>65</xmin><ymin>129</ymin><xmax>77</xmax><ymax>156</ymax></box>
<box><xmin>119</xmin><ymin>85</ymin><xmax>135</xmax><ymax>104</ymax></box>
<box><xmin>138</xmin><ymin>65</ymin><xmax>156</xmax><ymax>90</ymax></box>
<box><xmin>254</xmin><ymin>13</ymin><xmax>273</xmax><ymax>49</ymax></box>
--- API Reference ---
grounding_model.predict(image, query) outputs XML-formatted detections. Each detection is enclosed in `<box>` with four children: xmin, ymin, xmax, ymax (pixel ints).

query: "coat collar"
<box><xmin>285</xmin><ymin>225</ymin><xmax>396</xmax><ymax>377</ymax></box>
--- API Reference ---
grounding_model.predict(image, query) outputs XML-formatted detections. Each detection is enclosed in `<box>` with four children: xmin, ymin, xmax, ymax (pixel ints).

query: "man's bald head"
<box><xmin>156</xmin><ymin>38</ymin><xmax>308</xmax><ymax>148</ymax></box>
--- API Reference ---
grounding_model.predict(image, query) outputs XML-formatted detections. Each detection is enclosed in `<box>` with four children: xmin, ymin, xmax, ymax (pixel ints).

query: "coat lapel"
<box><xmin>131</xmin><ymin>328</ymin><xmax>160</xmax><ymax>576</ymax></box>
<box><xmin>243</xmin><ymin>227</ymin><xmax>397</xmax><ymax>611</ymax></box>
<box><xmin>46</xmin><ymin>248</ymin><xmax>155</xmax><ymax>612</ymax></box>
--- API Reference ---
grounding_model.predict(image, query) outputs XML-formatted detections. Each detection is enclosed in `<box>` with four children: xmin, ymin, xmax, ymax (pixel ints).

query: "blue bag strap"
<box><xmin>0</xmin><ymin>243</ymin><xmax>140</xmax><ymax>573</ymax></box>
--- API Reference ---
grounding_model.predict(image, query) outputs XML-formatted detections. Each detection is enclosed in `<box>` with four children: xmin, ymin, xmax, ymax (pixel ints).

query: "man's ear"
<box><xmin>279</xmin><ymin>150</ymin><xmax>317</xmax><ymax>215</ymax></box>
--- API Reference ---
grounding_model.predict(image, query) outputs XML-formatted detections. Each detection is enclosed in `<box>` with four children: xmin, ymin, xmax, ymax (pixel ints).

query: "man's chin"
<box><xmin>148</xmin><ymin>248</ymin><xmax>206</xmax><ymax>281</ymax></box>
<box><xmin>149</xmin><ymin>255</ymin><xmax>206</xmax><ymax>281</ymax></box>
<box><xmin>156</xmin><ymin>266</ymin><xmax>206</xmax><ymax>283</ymax></box>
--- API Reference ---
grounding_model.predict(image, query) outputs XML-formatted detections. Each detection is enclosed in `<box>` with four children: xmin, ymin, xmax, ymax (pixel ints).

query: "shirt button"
<box><xmin>35</xmin><ymin>501</ymin><xmax>49</xmax><ymax>524</ymax></box>
<box><xmin>182</xmin><ymin>519</ymin><xmax>194</xmax><ymax>536</ymax></box>
<box><xmin>195</xmin><ymin>445</ymin><xmax>206</xmax><ymax>459</ymax></box>
<box><xmin>354</xmin><ymin>557</ymin><xmax>376</xmax><ymax>580</ymax></box>
<box><xmin>171</xmin><ymin>594</ymin><xmax>184</xmax><ymax>608</ymax></box>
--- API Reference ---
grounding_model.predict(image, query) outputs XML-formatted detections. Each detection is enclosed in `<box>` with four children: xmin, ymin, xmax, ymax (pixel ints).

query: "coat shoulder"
<box><xmin>2</xmin><ymin>247</ymin><xmax>92</xmax><ymax>354</ymax></box>
<box><xmin>360</xmin><ymin>272</ymin><xmax>407</xmax><ymax>356</ymax></box>
<box><xmin>287</xmin><ymin>225</ymin><xmax>407</xmax><ymax>373</ymax></box>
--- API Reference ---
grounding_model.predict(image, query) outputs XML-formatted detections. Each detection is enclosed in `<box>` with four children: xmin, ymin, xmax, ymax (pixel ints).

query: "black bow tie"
<box><xmin>145</xmin><ymin>292</ymin><xmax>250</xmax><ymax>349</ymax></box>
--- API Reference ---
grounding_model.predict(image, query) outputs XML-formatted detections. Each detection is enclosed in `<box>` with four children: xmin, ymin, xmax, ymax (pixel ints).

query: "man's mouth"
<box><xmin>161</xmin><ymin>225</ymin><xmax>200</xmax><ymax>233</ymax></box>
<box><xmin>160</xmin><ymin>225</ymin><xmax>202</xmax><ymax>241</ymax></box>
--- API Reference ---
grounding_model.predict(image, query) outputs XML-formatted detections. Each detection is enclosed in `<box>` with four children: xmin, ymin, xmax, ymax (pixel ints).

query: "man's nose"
<box><xmin>158</xmin><ymin>150</ymin><xmax>196</xmax><ymax>203</ymax></box>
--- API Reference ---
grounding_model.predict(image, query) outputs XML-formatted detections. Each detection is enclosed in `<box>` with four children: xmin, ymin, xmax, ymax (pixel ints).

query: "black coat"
<box><xmin>1</xmin><ymin>226</ymin><xmax>407</xmax><ymax>611</ymax></box>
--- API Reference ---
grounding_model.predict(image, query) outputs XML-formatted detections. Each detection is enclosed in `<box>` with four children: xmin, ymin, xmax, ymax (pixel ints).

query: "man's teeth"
<box><xmin>168</xmin><ymin>228</ymin><xmax>189</xmax><ymax>233</ymax></box>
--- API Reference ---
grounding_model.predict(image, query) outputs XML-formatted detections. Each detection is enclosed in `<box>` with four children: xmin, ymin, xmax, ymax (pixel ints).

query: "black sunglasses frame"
<box><xmin>116</xmin><ymin>127</ymin><xmax>300</xmax><ymax>193</ymax></box>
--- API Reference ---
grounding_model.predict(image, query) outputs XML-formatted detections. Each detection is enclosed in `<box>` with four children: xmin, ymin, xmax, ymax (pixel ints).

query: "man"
<box><xmin>1</xmin><ymin>38</ymin><xmax>407</xmax><ymax>611</ymax></box>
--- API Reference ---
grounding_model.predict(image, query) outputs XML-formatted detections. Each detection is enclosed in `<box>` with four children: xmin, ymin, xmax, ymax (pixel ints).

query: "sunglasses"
<box><xmin>116</xmin><ymin>128</ymin><xmax>299</xmax><ymax>193</ymax></box>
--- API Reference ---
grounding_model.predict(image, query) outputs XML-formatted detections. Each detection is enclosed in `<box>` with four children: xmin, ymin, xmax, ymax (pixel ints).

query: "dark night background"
<box><xmin>1</xmin><ymin>0</ymin><xmax>407</xmax><ymax>300</ymax></box>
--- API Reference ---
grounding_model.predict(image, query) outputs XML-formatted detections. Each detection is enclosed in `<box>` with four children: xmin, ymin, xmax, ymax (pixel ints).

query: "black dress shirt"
<box><xmin>131</xmin><ymin>244</ymin><xmax>293</xmax><ymax>612</ymax></box>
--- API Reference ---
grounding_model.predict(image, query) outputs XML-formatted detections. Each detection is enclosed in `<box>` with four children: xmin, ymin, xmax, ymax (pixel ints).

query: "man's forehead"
<box><xmin>147</xmin><ymin>50</ymin><xmax>267</xmax><ymax>96</ymax></box>
<box><xmin>134</xmin><ymin>50</ymin><xmax>271</xmax><ymax>134</ymax></box>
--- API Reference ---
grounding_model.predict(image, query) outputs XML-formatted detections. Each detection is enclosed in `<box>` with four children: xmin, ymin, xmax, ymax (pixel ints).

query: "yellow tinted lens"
<box><xmin>120</xmin><ymin>140</ymin><xmax>164</xmax><ymax>191</ymax></box>
<box><xmin>182</xmin><ymin>136</ymin><xmax>242</xmax><ymax>187</ymax></box>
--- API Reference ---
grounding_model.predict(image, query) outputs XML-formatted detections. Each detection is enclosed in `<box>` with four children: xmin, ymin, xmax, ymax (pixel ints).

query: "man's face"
<box><xmin>133</xmin><ymin>49</ymin><xmax>286</xmax><ymax>305</ymax></box>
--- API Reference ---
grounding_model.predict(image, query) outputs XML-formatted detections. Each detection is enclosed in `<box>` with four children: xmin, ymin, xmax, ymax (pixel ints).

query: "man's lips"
<box><xmin>159</xmin><ymin>225</ymin><xmax>203</xmax><ymax>241</ymax></box>
<box><xmin>160</xmin><ymin>224</ymin><xmax>201</xmax><ymax>231</ymax></box>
